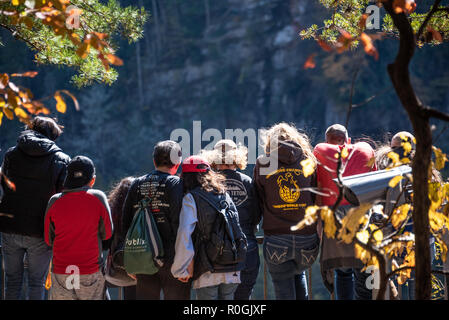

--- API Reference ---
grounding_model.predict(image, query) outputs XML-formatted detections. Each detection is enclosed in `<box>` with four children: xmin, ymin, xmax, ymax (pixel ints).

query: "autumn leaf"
<box><xmin>58</xmin><ymin>90</ymin><xmax>80</xmax><ymax>111</ymax></box>
<box><xmin>300</xmin><ymin>158</ymin><xmax>315</xmax><ymax>178</ymax></box>
<box><xmin>320</xmin><ymin>206</ymin><xmax>336</xmax><ymax>239</ymax></box>
<box><xmin>3</xmin><ymin>107</ymin><xmax>14</xmax><ymax>120</ymax></box>
<box><xmin>335</xmin><ymin>29</ymin><xmax>354</xmax><ymax>53</ymax></box>
<box><xmin>393</xmin><ymin>0</ymin><xmax>417</xmax><ymax>14</ymax></box>
<box><xmin>1</xmin><ymin>172</ymin><xmax>16</xmax><ymax>191</ymax></box>
<box><xmin>356</xmin><ymin>229</ymin><xmax>369</xmax><ymax>244</ymax></box>
<box><xmin>291</xmin><ymin>205</ymin><xmax>319</xmax><ymax>231</ymax></box>
<box><xmin>341</xmin><ymin>147</ymin><xmax>349</xmax><ymax>159</ymax></box>
<box><xmin>54</xmin><ymin>91</ymin><xmax>66</xmax><ymax>113</ymax></box>
<box><xmin>303</xmin><ymin>54</ymin><xmax>316</xmax><ymax>70</ymax></box>
<box><xmin>106</xmin><ymin>53</ymin><xmax>124</xmax><ymax>66</ymax></box>
<box><xmin>366</xmin><ymin>157</ymin><xmax>375</xmax><ymax>169</ymax></box>
<box><xmin>391</xmin><ymin>204</ymin><xmax>411</xmax><ymax>229</ymax></box>
<box><xmin>433</xmin><ymin>146</ymin><xmax>448</xmax><ymax>171</ymax></box>
<box><xmin>0</xmin><ymin>73</ymin><xmax>9</xmax><ymax>90</ymax></box>
<box><xmin>360</xmin><ymin>33</ymin><xmax>379</xmax><ymax>60</ymax></box>
<box><xmin>389</xmin><ymin>175</ymin><xmax>403</xmax><ymax>188</ymax></box>
<box><xmin>358</xmin><ymin>13</ymin><xmax>368</xmax><ymax>30</ymax></box>
<box><xmin>14</xmin><ymin>107</ymin><xmax>29</xmax><ymax>119</ymax></box>
<box><xmin>338</xmin><ymin>203</ymin><xmax>372</xmax><ymax>244</ymax></box>
<box><xmin>11</xmin><ymin>71</ymin><xmax>38</xmax><ymax>78</ymax></box>
<box><xmin>387</xmin><ymin>151</ymin><xmax>400</xmax><ymax>166</ymax></box>
<box><xmin>317</xmin><ymin>39</ymin><xmax>332</xmax><ymax>52</ymax></box>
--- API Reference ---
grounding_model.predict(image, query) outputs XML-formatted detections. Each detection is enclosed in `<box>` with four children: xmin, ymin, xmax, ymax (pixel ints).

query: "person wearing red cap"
<box><xmin>171</xmin><ymin>155</ymin><xmax>243</xmax><ymax>300</ymax></box>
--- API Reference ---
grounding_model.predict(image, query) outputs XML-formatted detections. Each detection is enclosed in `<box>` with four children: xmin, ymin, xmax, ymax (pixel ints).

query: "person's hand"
<box><xmin>177</xmin><ymin>259</ymin><xmax>194</xmax><ymax>283</ymax></box>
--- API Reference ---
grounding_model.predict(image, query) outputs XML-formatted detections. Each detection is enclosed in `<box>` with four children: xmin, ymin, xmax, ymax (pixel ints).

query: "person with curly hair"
<box><xmin>253</xmin><ymin>122</ymin><xmax>319</xmax><ymax>300</ymax></box>
<box><xmin>201</xmin><ymin>140</ymin><xmax>262</xmax><ymax>300</ymax></box>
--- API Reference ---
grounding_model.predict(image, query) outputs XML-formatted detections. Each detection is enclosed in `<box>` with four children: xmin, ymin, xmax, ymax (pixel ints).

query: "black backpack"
<box><xmin>191</xmin><ymin>189</ymin><xmax>247</xmax><ymax>267</ymax></box>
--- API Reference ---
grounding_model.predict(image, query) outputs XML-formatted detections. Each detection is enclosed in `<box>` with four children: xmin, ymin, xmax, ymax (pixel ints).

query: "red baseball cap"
<box><xmin>182</xmin><ymin>155</ymin><xmax>211</xmax><ymax>173</ymax></box>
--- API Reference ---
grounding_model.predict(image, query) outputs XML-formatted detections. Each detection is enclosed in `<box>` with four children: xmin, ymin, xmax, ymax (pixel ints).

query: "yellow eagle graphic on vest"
<box><xmin>277</xmin><ymin>172</ymin><xmax>300</xmax><ymax>203</ymax></box>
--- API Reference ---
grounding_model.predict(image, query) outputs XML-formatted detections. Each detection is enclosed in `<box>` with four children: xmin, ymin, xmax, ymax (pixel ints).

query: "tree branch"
<box><xmin>416</xmin><ymin>0</ymin><xmax>443</xmax><ymax>40</ymax></box>
<box><xmin>422</xmin><ymin>105</ymin><xmax>449</xmax><ymax>122</ymax></box>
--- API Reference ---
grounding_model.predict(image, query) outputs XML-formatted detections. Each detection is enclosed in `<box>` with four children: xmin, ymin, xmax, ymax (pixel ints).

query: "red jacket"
<box><xmin>44</xmin><ymin>187</ymin><xmax>113</xmax><ymax>275</ymax></box>
<box><xmin>313</xmin><ymin>142</ymin><xmax>376</xmax><ymax>207</ymax></box>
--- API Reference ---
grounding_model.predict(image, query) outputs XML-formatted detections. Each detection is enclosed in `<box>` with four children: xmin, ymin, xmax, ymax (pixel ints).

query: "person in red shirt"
<box><xmin>314</xmin><ymin>124</ymin><xmax>376</xmax><ymax>300</ymax></box>
<box><xmin>44</xmin><ymin>156</ymin><xmax>113</xmax><ymax>300</ymax></box>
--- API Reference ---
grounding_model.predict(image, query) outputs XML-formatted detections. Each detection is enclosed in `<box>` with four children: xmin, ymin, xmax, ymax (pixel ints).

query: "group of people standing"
<box><xmin>0</xmin><ymin>116</ymin><xmax>437</xmax><ymax>300</ymax></box>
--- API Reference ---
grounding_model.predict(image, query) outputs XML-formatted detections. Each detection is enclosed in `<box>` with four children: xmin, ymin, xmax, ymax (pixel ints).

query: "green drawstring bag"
<box><xmin>124</xmin><ymin>197</ymin><xmax>164</xmax><ymax>275</ymax></box>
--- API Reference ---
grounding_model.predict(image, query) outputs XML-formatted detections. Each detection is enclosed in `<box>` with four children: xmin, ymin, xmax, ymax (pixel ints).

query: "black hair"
<box><xmin>153</xmin><ymin>140</ymin><xmax>182</xmax><ymax>168</ymax></box>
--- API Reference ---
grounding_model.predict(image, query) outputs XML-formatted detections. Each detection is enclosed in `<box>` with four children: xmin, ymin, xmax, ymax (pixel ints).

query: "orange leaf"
<box><xmin>59</xmin><ymin>90</ymin><xmax>80</xmax><ymax>111</ymax></box>
<box><xmin>360</xmin><ymin>32</ymin><xmax>379</xmax><ymax>60</ymax></box>
<box><xmin>14</xmin><ymin>107</ymin><xmax>29</xmax><ymax>119</ymax></box>
<box><xmin>1</xmin><ymin>173</ymin><xmax>16</xmax><ymax>191</ymax></box>
<box><xmin>335</xmin><ymin>29</ymin><xmax>354</xmax><ymax>53</ymax></box>
<box><xmin>393</xmin><ymin>0</ymin><xmax>416</xmax><ymax>14</ymax></box>
<box><xmin>0</xmin><ymin>73</ymin><xmax>9</xmax><ymax>90</ymax></box>
<box><xmin>427</xmin><ymin>27</ymin><xmax>443</xmax><ymax>43</ymax></box>
<box><xmin>106</xmin><ymin>53</ymin><xmax>123</xmax><ymax>66</ymax></box>
<box><xmin>317</xmin><ymin>39</ymin><xmax>332</xmax><ymax>52</ymax></box>
<box><xmin>359</xmin><ymin>13</ymin><xmax>368</xmax><ymax>30</ymax></box>
<box><xmin>11</xmin><ymin>71</ymin><xmax>38</xmax><ymax>78</ymax></box>
<box><xmin>54</xmin><ymin>91</ymin><xmax>66</xmax><ymax>113</ymax></box>
<box><xmin>3</xmin><ymin>108</ymin><xmax>14</xmax><ymax>120</ymax></box>
<box><xmin>303</xmin><ymin>54</ymin><xmax>316</xmax><ymax>69</ymax></box>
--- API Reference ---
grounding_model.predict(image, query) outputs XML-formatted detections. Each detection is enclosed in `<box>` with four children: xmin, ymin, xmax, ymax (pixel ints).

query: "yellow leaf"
<box><xmin>432</xmin><ymin>146</ymin><xmax>447</xmax><ymax>171</ymax></box>
<box><xmin>387</xmin><ymin>151</ymin><xmax>400</xmax><ymax>166</ymax></box>
<box><xmin>391</xmin><ymin>204</ymin><xmax>411</xmax><ymax>229</ymax></box>
<box><xmin>341</xmin><ymin>147</ymin><xmax>349</xmax><ymax>159</ymax></box>
<box><xmin>373</xmin><ymin>229</ymin><xmax>383</xmax><ymax>244</ymax></box>
<box><xmin>12</xmin><ymin>0</ymin><xmax>20</xmax><ymax>5</ymax></box>
<box><xmin>3</xmin><ymin>107</ymin><xmax>14</xmax><ymax>120</ymax></box>
<box><xmin>389</xmin><ymin>175</ymin><xmax>403</xmax><ymax>188</ymax></box>
<box><xmin>54</xmin><ymin>92</ymin><xmax>66</xmax><ymax>113</ymax></box>
<box><xmin>14</xmin><ymin>107</ymin><xmax>28</xmax><ymax>119</ymax></box>
<box><xmin>300</xmin><ymin>158</ymin><xmax>315</xmax><ymax>178</ymax></box>
<box><xmin>401</xmin><ymin>142</ymin><xmax>412</xmax><ymax>155</ymax></box>
<box><xmin>338</xmin><ymin>203</ymin><xmax>372</xmax><ymax>244</ymax></box>
<box><xmin>356</xmin><ymin>230</ymin><xmax>369</xmax><ymax>244</ymax></box>
<box><xmin>320</xmin><ymin>206</ymin><xmax>336</xmax><ymax>239</ymax></box>
<box><xmin>291</xmin><ymin>205</ymin><xmax>319</xmax><ymax>231</ymax></box>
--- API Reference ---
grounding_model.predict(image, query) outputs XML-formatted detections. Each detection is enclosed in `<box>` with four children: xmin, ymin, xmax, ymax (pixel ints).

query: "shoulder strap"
<box><xmin>191</xmin><ymin>189</ymin><xmax>237</xmax><ymax>250</ymax></box>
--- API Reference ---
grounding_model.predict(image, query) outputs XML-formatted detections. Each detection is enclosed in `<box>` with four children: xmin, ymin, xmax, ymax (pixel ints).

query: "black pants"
<box><xmin>136</xmin><ymin>265</ymin><xmax>191</xmax><ymax>300</ymax></box>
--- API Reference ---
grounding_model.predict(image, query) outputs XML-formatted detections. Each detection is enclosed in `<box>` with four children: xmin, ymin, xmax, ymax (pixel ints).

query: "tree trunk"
<box><xmin>384</xmin><ymin>1</ymin><xmax>432</xmax><ymax>299</ymax></box>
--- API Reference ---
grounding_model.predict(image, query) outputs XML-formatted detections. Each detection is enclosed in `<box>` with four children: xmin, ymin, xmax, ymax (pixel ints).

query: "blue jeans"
<box><xmin>334</xmin><ymin>267</ymin><xmax>372</xmax><ymax>300</ymax></box>
<box><xmin>1</xmin><ymin>233</ymin><xmax>52</xmax><ymax>300</ymax></box>
<box><xmin>263</xmin><ymin>233</ymin><xmax>319</xmax><ymax>300</ymax></box>
<box><xmin>234</xmin><ymin>238</ymin><xmax>260</xmax><ymax>300</ymax></box>
<box><xmin>195</xmin><ymin>283</ymin><xmax>239</xmax><ymax>300</ymax></box>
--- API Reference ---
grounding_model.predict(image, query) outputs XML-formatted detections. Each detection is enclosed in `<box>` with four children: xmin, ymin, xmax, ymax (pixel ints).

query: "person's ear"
<box><xmin>88</xmin><ymin>175</ymin><xmax>96</xmax><ymax>188</ymax></box>
<box><xmin>347</xmin><ymin>137</ymin><xmax>351</xmax><ymax>144</ymax></box>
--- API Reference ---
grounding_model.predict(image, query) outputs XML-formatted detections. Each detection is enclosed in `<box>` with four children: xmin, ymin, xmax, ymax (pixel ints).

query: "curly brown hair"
<box><xmin>182</xmin><ymin>170</ymin><xmax>227</xmax><ymax>195</ymax></box>
<box><xmin>107</xmin><ymin>176</ymin><xmax>136</xmax><ymax>235</ymax></box>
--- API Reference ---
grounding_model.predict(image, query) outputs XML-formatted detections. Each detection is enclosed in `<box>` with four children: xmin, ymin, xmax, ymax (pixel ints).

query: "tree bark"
<box><xmin>384</xmin><ymin>1</ymin><xmax>432</xmax><ymax>299</ymax></box>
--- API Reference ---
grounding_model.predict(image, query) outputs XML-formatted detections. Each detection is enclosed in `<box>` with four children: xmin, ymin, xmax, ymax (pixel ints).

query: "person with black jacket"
<box><xmin>201</xmin><ymin>139</ymin><xmax>261</xmax><ymax>300</ymax></box>
<box><xmin>0</xmin><ymin>116</ymin><xmax>70</xmax><ymax>300</ymax></box>
<box><xmin>253</xmin><ymin>122</ymin><xmax>319</xmax><ymax>300</ymax></box>
<box><xmin>121</xmin><ymin>140</ymin><xmax>190</xmax><ymax>299</ymax></box>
